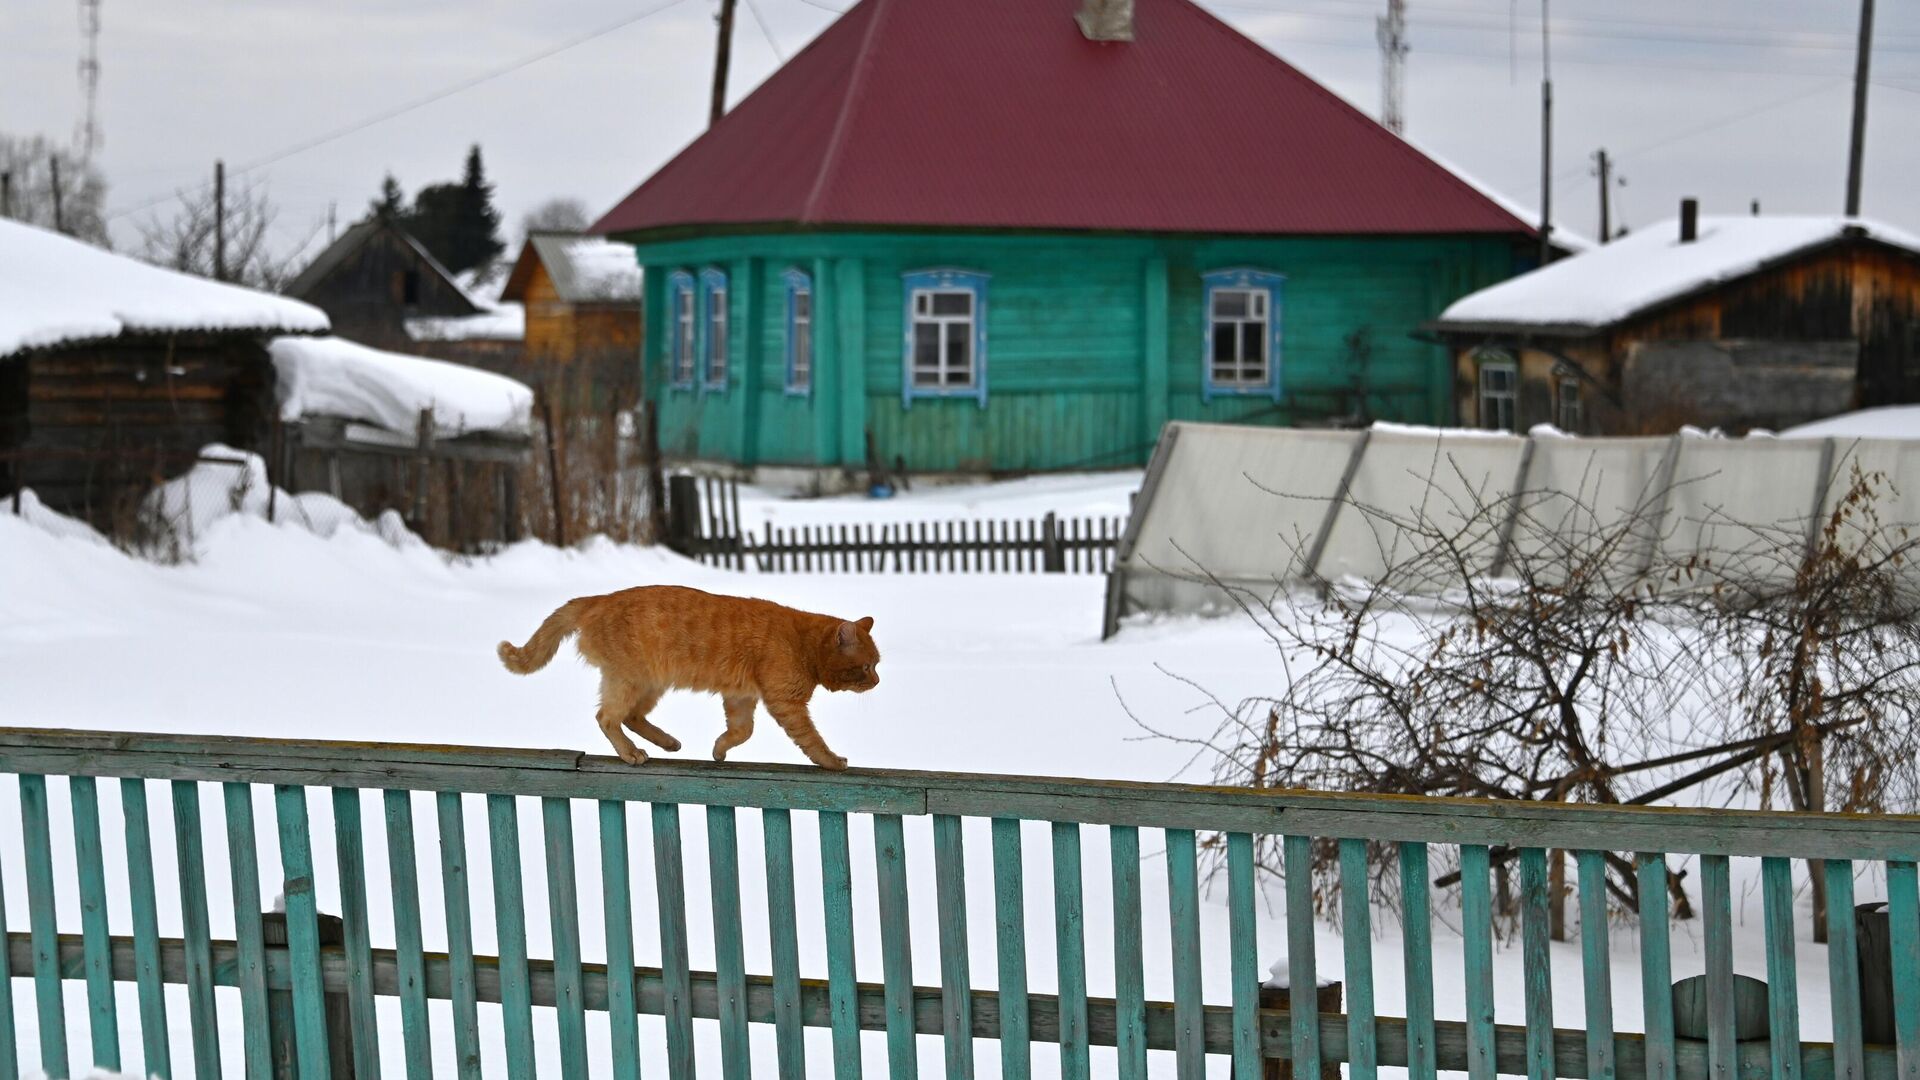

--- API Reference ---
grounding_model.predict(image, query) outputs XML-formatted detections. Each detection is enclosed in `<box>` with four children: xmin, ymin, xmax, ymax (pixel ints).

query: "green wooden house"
<box><xmin>594</xmin><ymin>0</ymin><xmax>1540</xmax><ymax>477</ymax></box>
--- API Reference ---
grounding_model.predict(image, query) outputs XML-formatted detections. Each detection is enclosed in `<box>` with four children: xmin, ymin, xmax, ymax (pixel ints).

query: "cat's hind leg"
<box><xmin>712</xmin><ymin>696</ymin><xmax>757</xmax><ymax>762</ymax></box>
<box><xmin>596</xmin><ymin>677</ymin><xmax>648</xmax><ymax>764</ymax></box>
<box><xmin>765</xmin><ymin>699</ymin><xmax>847</xmax><ymax>771</ymax></box>
<box><xmin>620</xmin><ymin>683</ymin><xmax>681</xmax><ymax>751</ymax></box>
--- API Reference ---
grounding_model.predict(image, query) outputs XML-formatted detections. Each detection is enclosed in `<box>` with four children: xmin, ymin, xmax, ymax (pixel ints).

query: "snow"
<box><xmin>0</xmin><ymin>473</ymin><xmax>1877</xmax><ymax>1077</ymax></box>
<box><xmin>537</xmin><ymin>234</ymin><xmax>643</xmax><ymax>303</ymax></box>
<box><xmin>1778</xmin><ymin>405</ymin><xmax>1920</xmax><ymax>440</ymax></box>
<box><xmin>269</xmin><ymin>335</ymin><xmax>534</xmax><ymax>437</ymax></box>
<box><xmin>404</xmin><ymin>302</ymin><xmax>525</xmax><ymax>343</ymax></box>
<box><xmin>0</xmin><ymin>218</ymin><xmax>329</xmax><ymax>358</ymax></box>
<box><xmin>1437</xmin><ymin>215</ymin><xmax>1920</xmax><ymax>330</ymax></box>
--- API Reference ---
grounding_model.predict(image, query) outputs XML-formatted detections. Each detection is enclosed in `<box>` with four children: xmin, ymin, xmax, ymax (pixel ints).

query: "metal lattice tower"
<box><xmin>1376</xmin><ymin>0</ymin><xmax>1408</xmax><ymax>135</ymax></box>
<box><xmin>76</xmin><ymin>0</ymin><xmax>102</xmax><ymax>159</ymax></box>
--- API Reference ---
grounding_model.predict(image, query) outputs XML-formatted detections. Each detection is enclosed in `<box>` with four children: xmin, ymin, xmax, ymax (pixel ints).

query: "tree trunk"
<box><xmin>1808</xmin><ymin>734</ymin><xmax>1829</xmax><ymax>943</ymax></box>
<box><xmin>1550</xmin><ymin>849</ymin><xmax>1568</xmax><ymax>941</ymax></box>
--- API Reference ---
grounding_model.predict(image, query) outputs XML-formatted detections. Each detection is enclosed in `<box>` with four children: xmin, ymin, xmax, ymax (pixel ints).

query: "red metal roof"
<box><xmin>594</xmin><ymin>0</ymin><xmax>1535</xmax><ymax>238</ymax></box>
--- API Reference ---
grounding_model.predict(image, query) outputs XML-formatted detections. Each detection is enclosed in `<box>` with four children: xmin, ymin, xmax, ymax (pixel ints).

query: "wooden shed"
<box><xmin>1429</xmin><ymin>207</ymin><xmax>1920</xmax><ymax>435</ymax></box>
<box><xmin>499</xmin><ymin>232</ymin><xmax>642</xmax><ymax>366</ymax></box>
<box><xmin>0</xmin><ymin>218</ymin><xmax>329</xmax><ymax>527</ymax></box>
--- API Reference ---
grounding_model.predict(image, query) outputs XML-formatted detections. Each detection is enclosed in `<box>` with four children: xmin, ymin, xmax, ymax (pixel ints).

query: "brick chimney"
<box><xmin>1679</xmin><ymin>198</ymin><xmax>1698</xmax><ymax>243</ymax></box>
<box><xmin>1077</xmin><ymin>0</ymin><xmax>1133</xmax><ymax>41</ymax></box>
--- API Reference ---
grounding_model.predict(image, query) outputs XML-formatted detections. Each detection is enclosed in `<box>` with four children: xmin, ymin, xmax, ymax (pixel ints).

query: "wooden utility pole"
<box><xmin>0</xmin><ymin>171</ymin><xmax>11</xmax><ymax>218</ymax></box>
<box><xmin>214</xmin><ymin>160</ymin><xmax>228</xmax><ymax>282</ymax></box>
<box><xmin>1592</xmin><ymin>148</ymin><xmax>1612</xmax><ymax>243</ymax></box>
<box><xmin>1537</xmin><ymin>0</ymin><xmax>1553</xmax><ymax>265</ymax></box>
<box><xmin>709</xmin><ymin>0</ymin><xmax>739</xmax><ymax>128</ymax></box>
<box><xmin>49</xmin><ymin>156</ymin><xmax>65</xmax><ymax>233</ymax></box>
<box><xmin>1845</xmin><ymin>0</ymin><xmax>1875</xmax><ymax>216</ymax></box>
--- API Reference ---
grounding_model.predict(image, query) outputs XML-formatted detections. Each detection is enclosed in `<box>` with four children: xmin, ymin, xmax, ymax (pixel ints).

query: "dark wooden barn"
<box><xmin>1429</xmin><ymin>206</ymin><xmax>1920</xmax><ymax>435</ymax></box>
<box><xmin>285</xmin><ymin>216</ymin><xmax>486</xmax><ymax>350</ymax></box>
<box><xmin>0</xmin><ymin>218</ymin><xmax>329</xmax><ymax>528</ymax></box>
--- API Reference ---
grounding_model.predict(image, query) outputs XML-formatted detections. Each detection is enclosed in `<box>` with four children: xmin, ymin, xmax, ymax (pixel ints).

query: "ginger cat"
<box><xmin>497</xmin><ymin>585</ymin><xmax>880</xmax><ymax>770</ymax></box>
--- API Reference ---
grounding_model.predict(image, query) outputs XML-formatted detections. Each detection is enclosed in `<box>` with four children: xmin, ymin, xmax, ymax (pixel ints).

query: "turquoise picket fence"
<box><xmin>1</xmin><ymin>726</ymin><xmax>1917</xmax><ymax>1080</ymax></box>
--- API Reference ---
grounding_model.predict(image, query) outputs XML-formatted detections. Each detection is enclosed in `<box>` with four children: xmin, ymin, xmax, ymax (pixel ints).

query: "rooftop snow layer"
<box><xmin>1436</xmin><ymin>216</ymin><xmax>1920</xmax><ymax>331</ymax></box>
<box><xmin>1779</xmin><ymin>405</ymin><xmax>1920</xmax><ymax>440</ymax></box>
<box><xmin>0</xmin><ymin>218</ymin><xmax>329</xmax><ymax>358</ymax></box>
<box><xmin>404</xmin><ymin>303</ymin><xmax>525</xmax><ymax>343</ymax></box>
<box><xmin>269</xmin><ymin>335</ymin><xmax>533</xmax><ymax>438</ymax></box>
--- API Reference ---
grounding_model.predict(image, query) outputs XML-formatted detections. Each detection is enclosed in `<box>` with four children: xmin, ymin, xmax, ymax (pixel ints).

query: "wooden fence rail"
<box><xmin>664</xmin><ymin>474</ymin><xmax>1121</xmax><ymax>574</ymax></box>
<box><xmin>1</xmin><ymin>726</ymin><xmax>1916</xmax><ymax>1080</ymax></box>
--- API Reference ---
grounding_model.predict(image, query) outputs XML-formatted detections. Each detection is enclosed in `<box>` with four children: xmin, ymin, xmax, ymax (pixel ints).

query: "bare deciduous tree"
<box><xmin>1</xmin><ymin>133</ymin><xmax>110</xmax><ymax>244</ymax></box>
<box><xmin>520</xmin><ymin>196</ymin><xmax>592</xmax><ymax>237</ymax></box>
<box><xmin>135</xmin><ymin>178</ymin><xmax>309</xmax><ymax>290</ymax></box>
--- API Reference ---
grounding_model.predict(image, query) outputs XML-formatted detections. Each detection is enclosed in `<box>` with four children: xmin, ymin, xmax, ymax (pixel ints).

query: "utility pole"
<box><xmin>1590</xmin><ymin>148</ymin><xmax>1624</xmax><ymax>244</ymax></box>
<box><xmin>1845</xmin><ymin>0</ymin><xmax>1874</xmax><ymax>216</ymax></box>
<box><xmin>49</xmin><ymin>156</ymin><xmax>66</xmax><ymax>233</ymax></box>
<box><xmin>1538</xmin><ymin>0</ymin><xmax>1553</xmax><ymax>265</ymax></box>
<box><xmin>214</xmin><ymin>159</ymin><xmax>227</xmax><ymax>282</ymax></box>
<box><xmin>1376</xmin><ymin>0</ymin><xmax>1409</xmax><ymax>135</ymax></box>
<box><xmin>1</xmin><ymin>172</ymin><xmax>11</xmax><ymax>219</ymax></box>
<box><xmin>327</xmin><ymin>201</ymin><xmax>338</xmax><ymax>244</ymax></box>
<box><xmin>709</xmin><ymin>0</ymin><xmax>739</xmax><ymax>129</ymax></box>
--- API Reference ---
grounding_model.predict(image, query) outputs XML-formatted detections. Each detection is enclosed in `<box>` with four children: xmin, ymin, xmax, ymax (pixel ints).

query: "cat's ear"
<box><xmin>856</xmin><ymin>616</ymin><xmax>874</xmax><ymax>632</ymax></box>
<box><xmin>836</xmin><ymin>621</ymin><xmax>863</xmax><ymax>650</ymax></box>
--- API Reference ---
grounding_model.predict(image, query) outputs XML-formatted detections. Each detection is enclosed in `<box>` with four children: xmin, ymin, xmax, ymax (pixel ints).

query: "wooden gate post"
<box><xmin>1042</xmin><ymin>511</ymin><xmax>1066</xmax><ymax>573</ymax></box>
<box><xmin>1261</xmin><ymin>980</ymin><xmax>1343</xmax><ymax>1080</ymax></box>
<box><xmin>263</xmin><ymin>910</ymin><xmax>357</xmax><ymax>1078</ymax></box>
<box><xmin>666</xmin><ymin>473</ymin><xmax>702</xmax><ymax>555</ymax></box>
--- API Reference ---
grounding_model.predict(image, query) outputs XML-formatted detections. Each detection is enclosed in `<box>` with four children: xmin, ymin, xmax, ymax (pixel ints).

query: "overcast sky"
<box><xmin>5</xmin><ymin>0</ymin><xmax>1917</xmax><ymax>267</ymax></box>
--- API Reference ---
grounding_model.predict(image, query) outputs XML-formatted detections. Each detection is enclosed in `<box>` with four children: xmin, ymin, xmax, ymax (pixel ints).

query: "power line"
<box><xmin>1220</xmin><ymin>0</ymin><xmax>1920</xmax><ymax>46</ymax></box>
<box><xmin>104</xmin><ymin>0</ymin><xmax>697</xmax><ymax>223</ymax></box>
<box><xmin>1551</xmin><ymin>79</ymin><xmax>1844</xmax><ymax>183</ymax></box>
<box><xmin>742</xmin><ymin>0</ymin><xmax>789</xmax><ymax>62</ymax></box>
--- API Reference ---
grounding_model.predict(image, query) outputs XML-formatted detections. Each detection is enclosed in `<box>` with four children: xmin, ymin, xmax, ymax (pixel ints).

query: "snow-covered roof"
<box><xmin>502</xmin><ymin>232</ymin><xmax>642</xmax><ymax>305</ymax></box>
<box><xmin>269</xmin><ymin>335</ymin><xmax>533</xmax><ymax>438</ymax></box>
<box><xmin>0</xmin><ymin>218</ymin><xmax>329</xmax><ymax>359</ymax></box>
<box><xmin>1779</xmin><ymin>405</ymin><xmax>1920</xmax><ymax>440</ymax></box>
<box><xmin>404</xmin><ymin>303</ymin><xmax>525</xmax><ymax>343</ymax></box>
<box><xmin>1435</xmin><ymin>215</ymin><xmax>1920</xmax><ymax>333</ymax></box>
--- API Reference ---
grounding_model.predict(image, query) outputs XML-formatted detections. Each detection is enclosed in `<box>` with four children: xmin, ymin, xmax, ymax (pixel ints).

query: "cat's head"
<box><xmin>825</xmin><ymin>616</ymin><xmax>881</xmax><ymax>692</ymax></box>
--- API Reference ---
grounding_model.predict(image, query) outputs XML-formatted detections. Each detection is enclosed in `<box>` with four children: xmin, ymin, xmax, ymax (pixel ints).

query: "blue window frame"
<box><xmin>1202</xmin><ymin>268</ymin><xmax>1285</xmax><ymax>402</ymax></box>
<box><xmin>666</xmin><ymin>271</ymin><xmax>695</xmax><ymax>389</ymax></box>
<box><xmin>783</xmin><ymin>268</ymin><xmax>812</xmax><ymax>396</ymax></box>
<box><xmin>901</xmin><ymin>269</ymin><xmax>989</xmax><ymax>408</ymax></box>
<box><xmin>699</xmin><ymin>268</ymin><xmax>729</xmax><ymax>391</ymax></box>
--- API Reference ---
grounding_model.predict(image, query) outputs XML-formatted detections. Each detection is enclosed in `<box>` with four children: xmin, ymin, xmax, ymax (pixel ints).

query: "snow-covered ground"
<box><xmin>0</xmin><ymin>474</ymin><xmax>1874</xmax><ymax>1079</ymax></box>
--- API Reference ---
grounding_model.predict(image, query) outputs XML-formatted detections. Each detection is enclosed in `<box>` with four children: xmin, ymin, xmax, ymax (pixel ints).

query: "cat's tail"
<box><xmin>498</xmin><ymin>597</ymin><xmax>593</xmax><ymax>675</ymax></box>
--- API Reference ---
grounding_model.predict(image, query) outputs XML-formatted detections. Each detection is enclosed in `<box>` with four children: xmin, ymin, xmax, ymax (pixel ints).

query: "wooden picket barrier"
<box><xmin>1</xmin><ymin>726</ymin><xmax>1914</xmax><ymax>1080</ymax></box>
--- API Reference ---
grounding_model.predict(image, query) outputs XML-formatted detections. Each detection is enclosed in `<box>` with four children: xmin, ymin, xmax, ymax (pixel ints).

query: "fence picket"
<box><xmin>1111</xmin><ymin>825</ymin><xmax>1147</xmax><ymax>1080</ymax></box>
<box><xmin>1826</xmin><ymin>860</ymin><xmax>1865</xmax><ymax>1080</ymax></box>
<box><xmin>1401</xmin><ymin>842</ymin><xmax>1438</xmax><ymax>1080</ymax></box>
<box><xmin>1577</xmin><ymin>850</ymin><xmax>1616</xmax><ymax>1080</ymax></box>
<box><xmin>1054</xmin><ymin>822</ymin><xmax>1090</xmax><ymax>1080</ymax></box>
<box><xmin>383</xmin><ymin>790</ymin><xmax>433</xmax><ymax>1080</ymax></box>
<box><xmin>1286</xmin><ymin>833</ymin><xmax>1321</xmax><ymax>1080</ymax></box>
<box><xmin>653</xmin><ymin>802</ymin><xmax>696</xmax><ymax>1080</ymax></box>
<box><xmin>993</xmin><ymin>818</ymin><xmax>1032</xmax><ymax>1080</ymax></box>
<box><xmin>1761</xmin><ymin>857</ymin><xmax>1801</xmax><ymax>1080</ymax></box>
<box><xmin>876</xmin><ymin>812</ymin><xmax>919</xmax><ymax>1080</ymax></box>
<box><xmin>599</xmin><ymin>801</ymin><xmax>643</xmax><ymax>1080</ymax></box>
<box><xmin>544</xmin><ymin>797</ymin><xmax>590</xmax><ymax>1080</ymax></box>
<box><xmin>1461</xmin><ymin>844</ymin><xmax>1497</xmax><ymax>1080</ymax></box>
<box><xmin>935</xmin><ymin>814</ymin><xmax>976</xmax><ymax>1080</ymax></box>
<box><xmin>1702</xmin><ymin>854</ymin><xmax>1738</xmax><ymax>1080</ymax></box>
<box><xmin>122</xmin><ymin>778</ymin><xmax>172</xmax><ymax>1079</ymax></box>
<box><xmin>1230</xmin><ymin>833</ymin><xmax>1262</xmax><ymax>1080</ymax></box>
<box><xmin>764</xmin><ymin>808</ymin><xmax>807</xmax><ymax>1080</ymax></box>
<box><xmin>436</xmin><ymin>792</ymin><xmax>483</xmax><ymax>1080</ymax></box>
<box><xmin>820</xmin><ymin>810</ymin><xmax>864</xmax><ymax>1080</ymax></box>
<box><xmin>709</xmin><ymin>805</ymin><xmax>752</xmax><ymax>1080</ymax></box>
<box><xmin>1521</xmin><ymin>848</ymin><xmax>1556</xmax><ymax>1080</ymax></box>
<box><xmin>333</xmin><ymin>787</ymin><xmax>384</xmax><ymax>1079</ymax></box>
<box><xmin>172</xmin><ymin>780</ymin><xmax>221</xmax><ymax>1080</ymax></box>
<box><xmin>275</xmin><ymin>784</ymin><xmax>332</xmax><ymax>1080</ymax></box>
<box><xmin>221</xmin><ymin>783</ymin><xmax>270</xmax><ymax>1080</ymax></box>
<box><xmin>1341</xmin><ymin>837</ymin><xmax>1378</xmax><ymax>1080</ymax></box>
<box><xmin>1167</xmin><ymin>827</ymin><xmax>1204</xmax><ymax>1080</ymax></box>
<box><xmin>488</xmin><ymin>794</ymin><xmax>537</xmax><ymax>1080</ymax></box>
<box><xmin>20</xmin><ymin>775</ymin><xmax>67</xmax><ymax>1080</ymax></box>
<box><xmin>1888</xmin><ymin>860</ymin><xmax>1920</xmax><ymax>1080</ymax></box>
<box><xmin>1636</xmin><ymin>853</ymin><xmax>1676</xmax><ymax>1080</ymax></box>
<box><xmin>71</xmin><ymin>776</ymin><xmax>121</xmax><ymax>1071</ymax></box>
